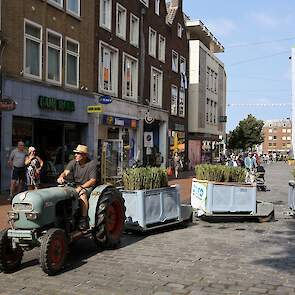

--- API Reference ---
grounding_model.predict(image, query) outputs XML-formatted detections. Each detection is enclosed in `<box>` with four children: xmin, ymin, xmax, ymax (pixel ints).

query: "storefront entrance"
<box><xmin>12</xmin><ymin>117</ymin><xmax>86</xmax><ymax>184</ymax></box>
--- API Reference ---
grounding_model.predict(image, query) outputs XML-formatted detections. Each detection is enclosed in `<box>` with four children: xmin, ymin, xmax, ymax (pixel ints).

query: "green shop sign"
<box><xmin>38</xmin><ymin>96</ymin><xmax>75</xmax><ymax>112</ymax></box>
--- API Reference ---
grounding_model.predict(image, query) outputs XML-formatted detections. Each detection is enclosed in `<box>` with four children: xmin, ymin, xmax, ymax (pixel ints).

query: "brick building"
<box><xmin>262</xmin><ymin>119</ymin><xmax>292</xmax><ymax>155</ymax></box>
<box><xmin>0</xmin><ymin>0</ymin><xmax>97</xmax><ymax>191</ymax></box>
<box><xmin>0</xmin><ymin>0</ymin><xmax>190</xmax><ymax>189</ymax></box>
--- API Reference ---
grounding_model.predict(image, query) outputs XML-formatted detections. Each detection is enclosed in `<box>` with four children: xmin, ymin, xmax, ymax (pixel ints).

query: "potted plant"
<box><xmin>191</xmin><ymin>165</ymin><xmax>257</xmax><ymax>216</ymax></box>
<box><xmin>121</xmin><ymin>167</ymin><xmax>191</xmax><ymax>231</ymax></box>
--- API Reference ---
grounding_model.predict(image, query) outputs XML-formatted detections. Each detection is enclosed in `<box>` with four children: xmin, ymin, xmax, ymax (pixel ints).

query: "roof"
<box><xmin>264</xmin><ymin>119</ymin><xmax>292</xmax><ymax>128</ymax></box>
<box><xmin>186</xmin><ymin>20</ymin><xmax>224</xmax><ymax>53</ymax></box>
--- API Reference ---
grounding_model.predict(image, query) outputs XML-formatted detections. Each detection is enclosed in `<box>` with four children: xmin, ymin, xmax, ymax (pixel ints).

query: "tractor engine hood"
<box><xmin>11</xmin><ymin>186</ymin><xmax>77</xmax><ymax>230</ymax></box>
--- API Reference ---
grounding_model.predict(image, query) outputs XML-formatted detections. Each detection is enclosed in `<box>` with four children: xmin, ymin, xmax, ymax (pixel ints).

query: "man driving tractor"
<box><xmin>57</xmin><ymin>144</ymin><xmax>98</xmax><ymax>230</ymax></box>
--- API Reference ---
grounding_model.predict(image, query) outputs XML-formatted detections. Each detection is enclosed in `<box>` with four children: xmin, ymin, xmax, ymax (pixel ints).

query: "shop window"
<box><xmin>100</xmin><ymin>0</ymin><xmax>112</xmax><ymax>31</ymax></box>
<box><xmin>179</xmin><ymin>90</ymin><xmax>185</xmax><ymax>117</ymax></box>
<box><xmin>123</xmin><ymin>53</ymin><xmax>138</xmax><ymax>101</ymax></box>
<box><xmin>46</xmin><ymin>29</ymin><xmax>62</xmax><ymax>84</ymax></box>
<box><xmin>116</xmin><ymin>3</ymin><xmax>127</xmax><ymax>40</ymax></box>
<box><xmin>171</xmin><ymin>85</ymin><xmax>178</xmax><ymax>115</ymax></box>
<box><xmin>12</xmin><ymin>117</ymin><xmax>33</xmax><ymax>147</ymax></box>
<box><xmin>172</xmin><ymin>50</ymin><xmax>178</xmax><ymax>73</ymax></box>
<box><xmin>130</xmin><ymin>13</ymin><xmax>139</xmax><ymax>47</ymax></box>
<box><xmin>150</xmin><ymin>67</ymin><xmax>163</xmax><ymax>107</ymax></box>
<box><xmin>66</xmin><ymin>0</ymin><xmax>80</xmax><ymax>16</ymax></box>
<box><xmin>158</xmin><ymin>35</ymin><xmax>166</xmax><ymax>62</ymax></box>
<box><xmin>149</xmin><ymin>27</ymin><xmax>157</xmax><ymax>57</ymax></box>
<box><xmin>24</xmin><ymin>19</ymin><xmax>42</xmax><ymax>79</ymax></box>
<box><xmin>99</xmin><ymin>41</ymin><xmax>118</xmax><ymax>95</ymax></box>
<box><xmin>66</xmin><ymin>38</ymin><xmax>79</xmax><ymax>88</ymax></box>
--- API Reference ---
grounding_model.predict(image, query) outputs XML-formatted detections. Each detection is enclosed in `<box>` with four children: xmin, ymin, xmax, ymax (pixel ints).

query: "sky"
<box><xmin>183</xmin><ymin>0</ymin><xmax>294</xmax><ymax>131</ymax></box>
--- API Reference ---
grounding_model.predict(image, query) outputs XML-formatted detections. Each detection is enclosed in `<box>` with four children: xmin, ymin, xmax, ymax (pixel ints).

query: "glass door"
<box><xmin>104</xmin><ymin>139</ymin><xmax>123</xmax><ymax>178</ymax></box>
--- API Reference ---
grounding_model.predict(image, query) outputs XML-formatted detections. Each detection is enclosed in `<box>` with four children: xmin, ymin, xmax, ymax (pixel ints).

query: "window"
<box><xmin>206</xmin><ymin>67</ymin><xmax>210</xmax><ymax>89</ymax></box>
<box><xmin>172</xmin><ymin>50</ymin><xmax>178</xmax><ymax>72</ymax></box>
<box><xmin>177</xmin><ymin>23</ymin><xmax>182</xmax><ymax>38</ymax></box>
<box><xmin>150</xmin><ymin>67</ymin><xmax>163</xmax><ymax>107</ymax></box>
<box><xmin>269</xmin><ymin>129</ymin><xmax>272</xmax><ymax>133</ymax></box>
<box><xmin>210</xmin><ymin>70</ymin><xmax>214</xmax><ymax>91</ymax></box>
<box><xmin>130</xmin><ymin>14</ymin><xmax>139</xmax><ymax>47</ymax></box>
<box><xmin>282</xmin><ymin>129</ymin><xmax>286</xmax><ymax>133</ymax></box>
<box><xmin>66</xmin><ymin>0</ymin><xmax>80</xmax><ymax>16</ymax></box>
<box><xmin>149</xmin><ymin>27</ymin><xmax>157</xmax><ymax>57</ymax></box>
<box><xmin>99</xmin><ymin>42</ymin><xmax>118</xmax><ymax>95</ymax></box>
<box><xmin>116</xmin><ymin>3</ymin><xmax>127</xmax><ymax>40</ymax></box>
<box><xmin>140</xmin><ymin>0</ymin><xmax>149</xmax><ymax>7</ymax></box>
<box><xmin>268</xmin><ymin>143</ymin><xmax>272</xmax><ymax>147</ymax></box>
<box><xmin>155</xmin><ymin>0</ymin><xmax>160</xmax><ymax>15</ymax></box>
<box><xmin>100</xmin><ymin>0</ymin><xmax>112</xmax><ymax>31</ymax></box>
<box><xmin>206</xmin><ymin>98</ymin><xmax>209</xmax><ymax>122</ymax></box>
<box><xmin>268</xmin><ymin>136</ymin><xmax>273</xmax><ymax>140</ymax></box>
<box><xmin>180</xmin><ymin>56</ymin><xmax>186</xmax><ymax>89</ymax></box>
<box><xmin>273</xmin><ymin>136</ymin><xmax>277</xmax><ymax>140</ymax></box>
<box><xmin>179</xmin><ymin>89</ymin><xmax>185</xmax><ymax>117</ymax></box>
<box><xmin>282</xmin><ymin>136</ymin><xmax>287</xmax><ymax>140</ymax></box>
<box><xmin>66</xmin><ymin>38</ymin><xmax>79</xmax><ymax>88</ymax></box>
<box><xmin>287</xmin><ymin>136</ymin><xmax>291</xmax><ymax>140</ymax></box>
<box><xmin>171</xmin><ymin>85</ymin><xmax>178</xmax><ymax>115</ymax></box>
<box><xmin>46</xmin><ymin>30</ymin><xmax>62</xmax><ymax>84</ymax></box>
<box><xmin>24</xmin><ymin>20</ymin><xmax>42</xmax><ymax>79</ymax></box>
<box><xmin>48</xmin><ymin>0</ymin><xmax>63</xmax><ymax>8</ymax></box>
<box><xmin>122</xmin><ymin>53</ymin><xmax>138</xmax><ymax>100</ymax></box>
<box><xmin>287</xmin><ymin>129</ymin><xmax>291</xmax><ymax>133</ymax></box>
<box><xmin>158</xmin><ymin>35</ymin><xmax>165</xmax><ymax>62</ymax></box>
<box><xmin>214</xmin><ymin>72</ymin><xmax>218</xmax><ymax>93</ymax></box>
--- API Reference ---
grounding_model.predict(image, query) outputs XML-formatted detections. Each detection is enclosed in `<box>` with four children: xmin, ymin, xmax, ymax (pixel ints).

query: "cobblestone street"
<box><xmin>0</xmin><ymin>163</ymin><xmax>295</xmax><ymax>295</ymax></box>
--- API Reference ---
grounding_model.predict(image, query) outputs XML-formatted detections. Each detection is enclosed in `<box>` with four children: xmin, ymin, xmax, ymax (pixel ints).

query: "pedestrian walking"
<box><xmin>8</xmin><ymin>141</ymin><xmax>27</xmax><ymax>200</ymax></box>
<box><xmin>173</xmin><ymin>152</ymin><xmax>183</xmax><ymax>179</ymax></box>
<box><xmin>244</xmin><ymin>152</ymin><xmax>257</xmax><ymax>183</ymax></box>
<box><xmin>25</xmin><ymin>146</ymin><xmax>43</xmax><ymax>190</ymax></box>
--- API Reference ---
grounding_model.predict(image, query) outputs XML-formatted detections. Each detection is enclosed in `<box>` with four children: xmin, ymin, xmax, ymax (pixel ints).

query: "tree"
<box><xmin>228</xmin><ymin>114</ymin><xmax>264</xmax><ymax>151</ymax></box>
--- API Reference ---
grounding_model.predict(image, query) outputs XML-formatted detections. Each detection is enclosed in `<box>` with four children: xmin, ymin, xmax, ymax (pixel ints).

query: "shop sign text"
<box><xmin>0</xmin><ymin>97</ymin><xmax>17</xmax><ymax>111</ymax></box>
<box><xmin>38</xmin><ymin>96</ymin><xmax>75</xmax><ymax>112</ymax></box>
<box><xmin>102</xmin><ymin>115</ymin><xmax>137</xmax><ymax>129</ymax></box>
<box><xmin>99</xmin><ymin>95</ymin><xmax>112</xmax><ymax>104</ymax></box>
<box><xmin>87</xmin><ymin>105</ymin><xmax>103</xmax><ymax>113</ymax></box>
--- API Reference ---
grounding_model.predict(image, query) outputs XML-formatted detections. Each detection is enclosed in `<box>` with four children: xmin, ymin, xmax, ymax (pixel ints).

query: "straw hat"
<box><xmin>73</xmin><ymin>144</ymin><xmax>88</xmax><ymax>154</ymax></box>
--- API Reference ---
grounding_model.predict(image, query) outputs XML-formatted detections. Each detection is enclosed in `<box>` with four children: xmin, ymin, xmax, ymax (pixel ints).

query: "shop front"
<box><xmin>1</xmin><ymin>78</ymin><xmax>96</xmax><ymax>191</ymax></box>
<box><xmin>96</xmin><ymin>97</ymin><xmax>169</xmax><ymax>180</ymax></box>
<box><xmin>168</xmin><ymin>123</ymin><xmax>187</xmax><ymax>169</ymax></box>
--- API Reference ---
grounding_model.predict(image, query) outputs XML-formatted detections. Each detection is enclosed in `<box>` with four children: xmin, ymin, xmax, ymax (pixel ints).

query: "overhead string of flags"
<box><xmin>227</xmin><ymin>103</ymin><xmax>291</xmax><ymax>107</ymax></box>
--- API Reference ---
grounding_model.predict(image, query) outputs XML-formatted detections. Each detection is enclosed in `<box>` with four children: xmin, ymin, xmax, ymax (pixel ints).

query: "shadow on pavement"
<box><xmin>253</xmin><ymin>218</ymin><xmax>295</xmax><ymax>274</ymax></box>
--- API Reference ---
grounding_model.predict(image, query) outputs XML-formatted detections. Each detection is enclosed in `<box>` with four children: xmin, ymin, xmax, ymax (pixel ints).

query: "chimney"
<box><xmin>170</xmin><ymin>0</ymin><xmax>182</xmax><ymax>10</ymax></box>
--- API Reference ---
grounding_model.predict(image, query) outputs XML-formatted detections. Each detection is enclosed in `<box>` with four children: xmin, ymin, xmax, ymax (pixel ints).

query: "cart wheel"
<box><xmin>258</xmin><ymin>211</ymin><xmax>275</xmax><ymax>223</ymax></box>
<box><xmin>0</xmin><ymin>229</ymin><xmax>23</xmax><ymax>273</ymax></box>
<box><xmin>93</xmin><ymin>187</ymin><xmax>126</xmax><ymax>249</ymax></box>
<box><xmin>40</xmin><ymin>228</ymin><xmax>68</xmax><ymax>276</ymax></box>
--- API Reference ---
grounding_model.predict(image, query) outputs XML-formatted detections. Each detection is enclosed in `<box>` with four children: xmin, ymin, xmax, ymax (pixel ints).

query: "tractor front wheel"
<box><xmin>40</xmin><ymin>228</ymin><xmax>68</xmax><ymax>276</ymax></box>
<box><xmin>93</xmin><ymin>188</ymin><xmax>126</xmax><ymax>249</ymax></box>
<box><xmin>0</xmin><ymin>229</ymin><xmax>23</xmax><ymax>273</ymax></box>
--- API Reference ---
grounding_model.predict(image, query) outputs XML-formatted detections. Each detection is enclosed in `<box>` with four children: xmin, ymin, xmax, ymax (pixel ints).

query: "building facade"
<box><xmin>0</xmin><ymin>0</ymin><xmax>190</xmax><ymax>189</ymax></box>
<box><xmin>186</xmin><ymin>20</ymin><xmax>226</xmax><ymax>168</ymax></box>
<box><xmin>262</xmin><ymin>119</ymin><xmax>292</xmax><ymax>155</ymax></box>
<box><xmin>0</xmin><ymin>0</ymin><xmax>97</xmax><ymax>191</ymax></box>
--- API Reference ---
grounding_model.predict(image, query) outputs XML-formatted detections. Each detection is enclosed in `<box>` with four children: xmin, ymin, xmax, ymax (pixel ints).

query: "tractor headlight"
<box><xmin>25</xmin><ymin>212</ymin><xmax>39</xmax><ymax>220</ymax></box>
<box><xmin>8</xmin><ymin>211</ymin><xmax>19</xmax><ymax>220</ymax></box>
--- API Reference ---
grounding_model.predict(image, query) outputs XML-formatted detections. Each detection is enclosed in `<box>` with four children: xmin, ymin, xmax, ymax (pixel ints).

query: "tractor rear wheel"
<box><xmin>93</xmin><ymin>187</ymin><xmax>126</xmax><ymax>249</ymax></box>
<box><xmin>0</xmin><ymin>229</ymin><xmax>23</xmax><ymax>273</ymax></box>
<box><xmin>40</xmin><ymin>228</ymin><xmax>68</xmax><ymax>276</ymax></box>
